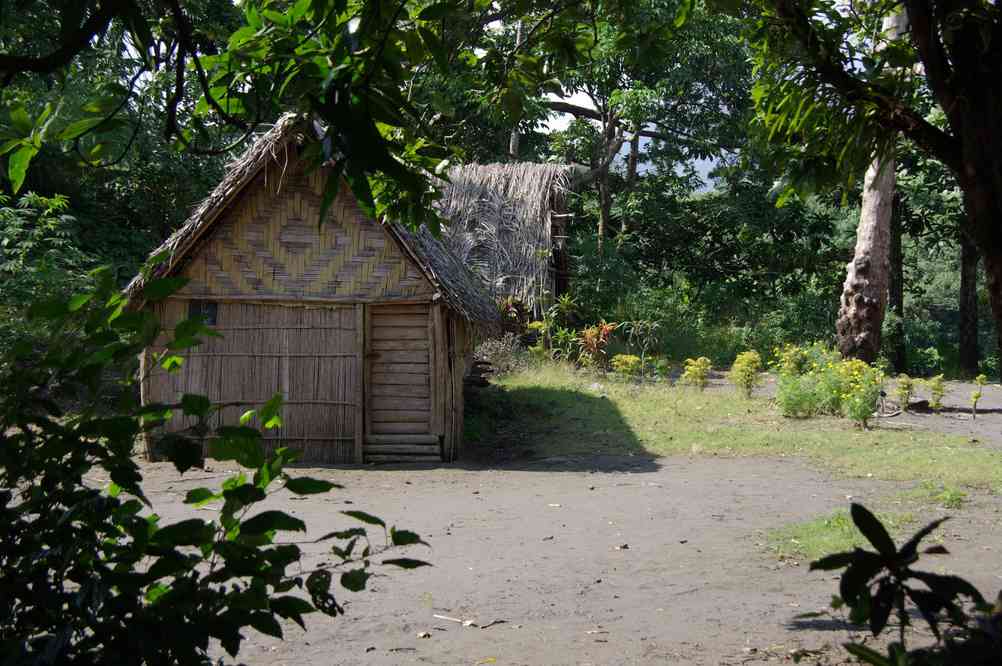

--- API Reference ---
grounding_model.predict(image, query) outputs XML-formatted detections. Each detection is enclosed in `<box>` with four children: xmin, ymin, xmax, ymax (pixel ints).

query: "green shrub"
<box><xmin>776</xmin><ymin>373</ymin><xmax>820</xmax><ymax>417</ymax></box>
<box><xmin>912</xmin><ymin>345</ymin><xmax>943</xmax><ymax>376</ymax></box>
<box><xmin>728</xmin><ymin>350</ymin><xmax>763</xmax><ymax>397</ymax></box>
<box><xmin>925</xmin><ymin>374</ymin><xmax>945</xmax><ymax>412</ymax></box>
<box><xmin>811</xmin><ymin>504</ymin><xmax>1001</xmax><ymax>665</ymax></box>
<box><xmin>611</xmin><ymin>353</ymin><xmax>643</xmax><ymax>376</ymax></box>
<box><xmin>971</xmin><ymin>373</ymin><xmax>987</xmax><ymax>419</ymax></box>
<box><xmin>0</xmin><ymin>271</ymin><xmax>426</xmax><ymax>663</ymax></box>
<box><xmin>680</xmin><ymin>356</ymin><xmax>712</xmax><ymax>390</ymax></box>
<box><xmin>893</xmin><ymin>373</ymin><xmax>914</xmax><ymax>411</ymax></box>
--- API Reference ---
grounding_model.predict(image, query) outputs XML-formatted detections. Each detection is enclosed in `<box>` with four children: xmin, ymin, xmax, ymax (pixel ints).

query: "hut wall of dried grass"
<box><xmin>436</xmin><ymin>163</ymin><xmax>576</xmax><ymax>313</ymax></box>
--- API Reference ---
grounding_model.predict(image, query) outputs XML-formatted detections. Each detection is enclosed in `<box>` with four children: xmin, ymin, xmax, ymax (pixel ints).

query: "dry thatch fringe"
<box><xmin>436</xmin><ymin>162</ymin><xmax>575</xmax><ymax>313</ymax></box>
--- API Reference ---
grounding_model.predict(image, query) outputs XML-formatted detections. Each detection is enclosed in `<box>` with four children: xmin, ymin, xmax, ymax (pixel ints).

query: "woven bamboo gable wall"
<box><xmin>174</xmin><ymin>152</ymin><xmax>433</xmax><ymax>302</ymax></box>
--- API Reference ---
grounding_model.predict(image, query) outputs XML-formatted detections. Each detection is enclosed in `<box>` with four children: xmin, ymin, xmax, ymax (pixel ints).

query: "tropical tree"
<box><xmin>747</xmin><ymin>0</ymin><xmax>1002</xmax><ymax>357</ymax></box>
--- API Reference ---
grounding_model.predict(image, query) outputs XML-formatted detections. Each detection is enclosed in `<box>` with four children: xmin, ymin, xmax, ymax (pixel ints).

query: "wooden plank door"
<box><xmin>364</xmin><ymin>303</ymin><xmax>441</xmax><ymax>461</ymax></box>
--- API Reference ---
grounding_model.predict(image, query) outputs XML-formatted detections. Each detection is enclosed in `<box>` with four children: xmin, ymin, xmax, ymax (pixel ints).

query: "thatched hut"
<box><xmin>128</xmin><ymin>115</ymin><xmax>499</xmax><ymax>464</ymax></box>
<box><xmin>437</xmin><ymin>162</ymin><xmax>576</xmax><ymax>314</ymax></box>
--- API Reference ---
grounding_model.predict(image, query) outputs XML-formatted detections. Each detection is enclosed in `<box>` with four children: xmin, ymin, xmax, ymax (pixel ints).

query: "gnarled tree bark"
<box><xmin>836</xmin><ymin>156</ymin><xmax>895</xmax><ymax>362</ymax></box>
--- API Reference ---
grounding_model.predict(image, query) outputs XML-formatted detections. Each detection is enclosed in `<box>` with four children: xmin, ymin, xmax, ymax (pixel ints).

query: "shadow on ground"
<box><xmin>456</xmin><ymin>382</ymin><xmax>659</xmax><ymax>473</ymax></box>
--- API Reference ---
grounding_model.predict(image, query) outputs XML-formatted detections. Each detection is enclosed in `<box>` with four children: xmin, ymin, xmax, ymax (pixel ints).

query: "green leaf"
<box><xmin>839</xmin><ymin>551</ymin><xmax>884</xmax><ymax>606</ymax></box>
<box><xmin>850</xmin><ymin>504</ymin><xmax>896</xmax><ymax>558</ymax></box>
<box><xmin>417</xmin><ymin>2</ymin><xmax>453</xmax><ymax>21</ymax></box>
<box><xmin>342</xmin><ymin>510</ymin><xmax>385</xmax><ymax>527</ymax></box>
<box><xmin>260</xmin><ymin>393</ymin><xmax>284</xmax><ymax>430</ymax></box>
<box><xmin>10</xmin><ymin>106</ymin><xmax>32</xmax><ymax>135</ymax></box>
<box><xmin>241</xmin><ymin>510</ymin><xmax>307</xmax><ymax>534</ymax></box>
<box><xmin>809</xmin><ymin>551</ymin><xmax>855</xmax><ymax>571</ymax></box>
<box><xmin>180</xmin><ymin>393</ymin><xmax>213</xmax><ymax>418</ymax></box>
<box><xmin>142</xmin><ymin>276</ymin><xmax>189</xmax><ymax>301</ymax></box>
<box><xmin>673</xmin><ymin>0</ymin><xmax>694</xmax><ymax>28</ymax></box>
<box><xmin>184</xmin><ymin>488</ymin><xmax>220</xmax><ymax>506</ymax></box>
<box><xmin>67</xmin><ymin>293</ymin><xmax>93</xmax><ymax>312</ymax></box>
<box><xmin>211</xmin><ymin>426</ymin><xmax>265</xmax><ymax>469</ymax></box>
<box><xmin>271</xmin><ymin>596</ymin><xmax>315</xmax><ymax>630</ymax></box>
<box><xmin>285</xmin><ymin>477</ymin><xmax>336</xmax><ymax>495</ymax></box>
<box><xmin>8</xmin><ymin>144</ymin><xmax>38</xmax><ymax>193</ymax></box>
<box><xmin>843</xmin><ymin>643</ymin><xmax>892</xmax><ymax>666</ymax></box>
<box><xmin>382</xmin><ymin>558</ymin><xmax>432</xmax><ymax>569</ymax></box>
<box><xmin>58</xmin><ymin>117</ymin><xmax>107</xmax><ymax>141</ymax></box>
<box><xmin>339</xmin><ymin>568</ymin><xmax>371</xmax><ymax>591</ymax></box>
<box><xmin>869</xmin><ymin>581</ymin><xmax>894</xmax><ymax>636</ymax></box>
<box><xmin>898</xmin><ymin>517</ymin><xmax>949</xmax><ymax>560</ymax></box>
<box><xmin>390</xmin><ymin>528</ymin><xmax>426</xmax><ymax>547</ymax></box>
<box><xmin>248</xmin><ymin>611</ymin><xmax>283</xmax><ymax>639</ymax></box>
<box><xmin>153</xmin><ymin>518</ymin><xmax>213</xmax><ymax>547</ymax></box>
<box><xmin>315</xmin><ymin>527</ymin><xmax>366</xmax><ymax>542</ymax></box>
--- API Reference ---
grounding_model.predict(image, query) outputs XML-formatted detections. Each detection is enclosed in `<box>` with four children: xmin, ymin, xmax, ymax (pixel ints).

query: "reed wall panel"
<box><xmin>174</xmin><ymin>152</ymin><xmax>434</xmax><ymax>302</ymax></box>
<box><xmin>147</xmin><ymin>299</ymin><xmax>360</xmax><ymax>464</ymax></box>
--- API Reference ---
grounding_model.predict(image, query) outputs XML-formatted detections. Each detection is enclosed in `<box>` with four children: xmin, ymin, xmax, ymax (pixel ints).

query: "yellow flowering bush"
<box><xmin>775</xmin><ymin>345</ymin><xmax>884</xmax><ymax>426</ymax></box>
<box><xmin>680</xmin><ymin>356</ymin><xmax>712</xmax><ymax>390</ymax></box>
<box><xmin>728</xmin><ymin>350</ymin><xmax>763</xmax><ymax>398</ymax></box>
<box><xmin>610</xmin><ymin>354</ymin><xmax>643</xmax><ymax>376</ymax></box>
<box><xmin>839</xmin><ymin>360</ymin><xmax>884</xmax><ymax>428</ymax></box>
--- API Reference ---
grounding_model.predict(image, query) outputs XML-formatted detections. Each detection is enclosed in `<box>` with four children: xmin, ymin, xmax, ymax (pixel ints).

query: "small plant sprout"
<box><xmin>894</xmin><ymin>373</ymin><xmax>914</xmax><ymax>412</ymax></box>
<box><xmin>925</xmin><ymin>374</ymin><xmax>945</xmax><ymax>412</ymax></box>
<box><xmin>970</xmin><ymin>373</ymin><xmax>987</xmax><ymax>419</ymax></box>
<box><xmin>680</xmin><ymin>356</ymin><xmax>712</xmax><ymax>391</ymax></box>
<box><xmin>728</xmin><ymin>350</ymin><xmax>763</xmax><ymax>398</ymax></box>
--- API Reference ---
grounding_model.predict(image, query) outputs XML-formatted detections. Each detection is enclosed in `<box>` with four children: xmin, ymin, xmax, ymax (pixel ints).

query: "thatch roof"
<box><xmin>126</xmin><ymin>115</ymin><xmax>500</xmax><ymax>326</ymax></box>
<box><xmin>436</xmin><ymin>162</ymin><xmax>576</xmax><ymax>312</ymax></box>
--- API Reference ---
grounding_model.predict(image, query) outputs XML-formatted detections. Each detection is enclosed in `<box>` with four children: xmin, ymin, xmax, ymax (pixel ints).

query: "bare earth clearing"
<box><xmin>136</xmin><ymin>377</ymin><xmax>1002</xmax><ymax>666</ymax></box>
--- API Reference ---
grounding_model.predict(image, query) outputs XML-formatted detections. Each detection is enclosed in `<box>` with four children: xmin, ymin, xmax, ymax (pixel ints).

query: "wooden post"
<box><xmin>354</xmin><ymin>303</ymin><xmax>365</xmax><ymax>463</ymax></box>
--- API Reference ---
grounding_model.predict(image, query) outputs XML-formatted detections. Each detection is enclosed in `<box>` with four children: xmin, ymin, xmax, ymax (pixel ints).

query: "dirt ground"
<box><xmin>139</xmin><ymin>430</ymin><xmax>1002</xmax><ymax>665</ymax></box>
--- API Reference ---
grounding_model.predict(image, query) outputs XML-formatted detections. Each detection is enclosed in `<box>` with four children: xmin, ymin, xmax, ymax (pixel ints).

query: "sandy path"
<box><xmin>142</xmin><ymin>454</ymin><xmax>1002</xmax><ymax>665</ymax></box>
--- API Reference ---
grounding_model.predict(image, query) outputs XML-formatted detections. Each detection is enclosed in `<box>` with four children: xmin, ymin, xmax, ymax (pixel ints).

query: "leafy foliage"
<box><xmin>728</xmin><ymin>350</ymin><xmax>763</xmax><ymax>398</ymax></box>
<box><xmin>811</xmin><ymin>504</ymin><xmax>1002</xmax><ymax>665</ymax></box>
<box><xmin>680</xmin><ymin>356</ymin><xmax>712</xmax><ymax>390</ymax></box>
<box><xmin>0</xmin><ymin>273</ymin><xmax>426</xmax><ymax>662</ymax></box>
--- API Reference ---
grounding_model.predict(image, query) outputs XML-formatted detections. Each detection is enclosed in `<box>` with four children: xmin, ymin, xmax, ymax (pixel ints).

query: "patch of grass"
<box><xmin>903</xmin><ymin>480</ymin><xmax>968</xmax><ymax>509</ymax></box>
<box><xmin>482</xmin><ymin>363</ymin><xmax>1002</xmax><ymax>491</ymax></box>
<box><xmin>768</xmin><ymin>510</ymin><xmax>916</xmax><ymax>561</ymax></box>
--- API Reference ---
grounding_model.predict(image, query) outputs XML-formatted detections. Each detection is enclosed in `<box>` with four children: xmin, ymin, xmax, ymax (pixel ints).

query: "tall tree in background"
<box><xmin>834</xmin><ymin>14</ymin><xmax>906</xmax><ymax>363</ymax></box>
<box><xmin>748</xmin><ymin>0</ymin><xmax>1002</xmax><ymax>356</ymax></box>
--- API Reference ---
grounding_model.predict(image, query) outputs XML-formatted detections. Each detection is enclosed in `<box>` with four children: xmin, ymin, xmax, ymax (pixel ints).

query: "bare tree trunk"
<box><xmin>835</xmin><ymin>12</ymin><xmax>905</xmax><ymax>363</ymax></box>
<box><xmin>836</xmin><ymin>156</ymin><xmax>895</xmax><ymax>362</ymax></box>
<box><xmin>959</xmin><ymin>230</ymin><xmax>980</xmax><ymax>377</ymax></box>
<box><xmin>597</xmin><ymin>170</ymin><xmax>611</xmax><ymax>252</ymax></box>
<box><xmin>622</xmin><ymin>131</ymin><xmax>640</xmax><ymax>235</ymax></box>
<box><xmin>887</xmin><ymin>194</ymin><xmax>906</xmax><ymax>372</ymax></box>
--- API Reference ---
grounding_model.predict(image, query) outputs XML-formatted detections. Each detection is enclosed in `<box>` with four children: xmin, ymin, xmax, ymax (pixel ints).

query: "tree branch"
<box><xmin>770</xmin><ymin>0</ymin><xmax>963</xmax><ymax>174</ymax></box>
<box><xmin>902</xmin><ymin>0</ymin><xmax>959</xmax><ymax>129</ymax></box>
<box><xmin>0</xmin><ymin>0</ymin><xmax>122</xmax><ymax>85</ymax></box>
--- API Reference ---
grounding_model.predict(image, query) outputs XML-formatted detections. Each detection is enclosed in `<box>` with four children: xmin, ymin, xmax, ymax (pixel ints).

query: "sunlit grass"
<box><xmin>478</xmin><ymin>363</ymin><xmax>1002</xmax><ymax>492</ymax></box>
<box><xmin>767</xmin><ymin>510</ymin><xmax>917</xmax><ymax>561</ymax></box>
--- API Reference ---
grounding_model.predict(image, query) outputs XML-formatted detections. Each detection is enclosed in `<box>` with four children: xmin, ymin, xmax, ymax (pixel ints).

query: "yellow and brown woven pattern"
<box><xmin>177</xmin><ymin>158</ymin><xmax>432</xmax><ymax>300</ymax></box>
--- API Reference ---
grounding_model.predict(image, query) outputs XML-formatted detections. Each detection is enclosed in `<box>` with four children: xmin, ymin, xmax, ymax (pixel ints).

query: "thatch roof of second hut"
<box><xmin>436</xmin><ymin>162</ymin><xmax>576</xmax><ymax>312</ymax></box>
